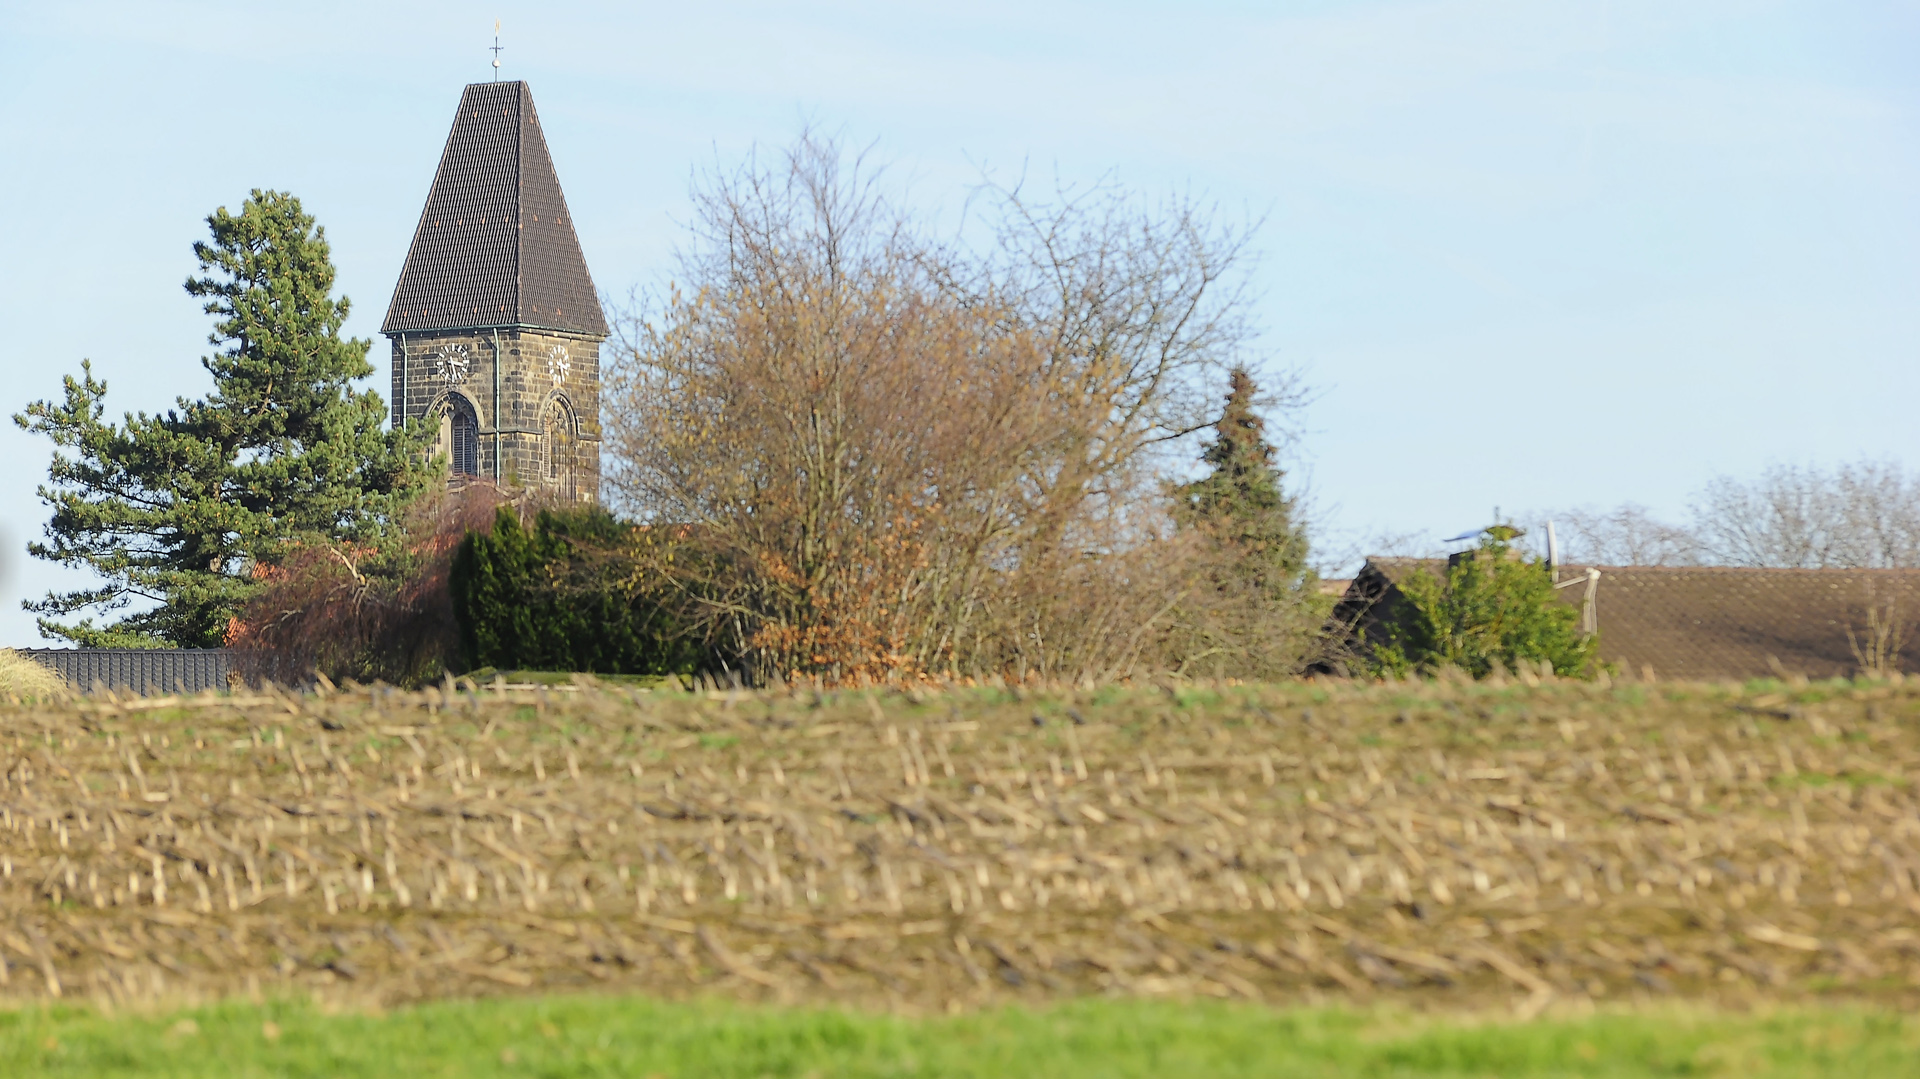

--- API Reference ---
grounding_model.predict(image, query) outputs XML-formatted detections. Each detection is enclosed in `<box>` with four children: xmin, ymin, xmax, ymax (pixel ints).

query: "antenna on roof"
<box><xmin>490</xmin><ymin>20</ymin><xmax>504</xmax><ymax>80</ymax></box>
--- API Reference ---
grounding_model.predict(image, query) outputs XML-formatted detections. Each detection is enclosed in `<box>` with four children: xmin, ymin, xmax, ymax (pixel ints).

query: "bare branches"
<box><xmin>228</xmin><ymin>484</ymin><xmax>510</xmax><ymax>686</ymax></box>
<box><xmin>1846</xmin><ymin>582</ymin><xmax>1913</xmax><ymax>679</ymax></box>
<box><xmin>1692</xmin><ymin>460</ymin><xmax>1920</xmax><ymax>569</ymax></box>
<box><xmin>1545</xmin><ymin>459</ymin><xmax>1920</xmax><ymax>570</ymax></box>
<box><xmin>604</xmin><ymin>134</ymin><xmax>1296</xmax><ymax>685</ymax></box>
<box><xmin>978</xmin><ymin>178</ymin><xmax>1263</xmax><ymax>485</ymax></box>
<box><xmin>1547</xmin><ymin>504</ymin><xmax>1703</xmax><ymax>567</ymax></box>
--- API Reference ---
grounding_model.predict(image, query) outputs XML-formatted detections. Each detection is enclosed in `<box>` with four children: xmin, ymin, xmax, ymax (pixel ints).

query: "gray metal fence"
<box><xmin>17</xmin><ymin>649</ymin><xmax>236</xmax><ymax>696</ymax></box>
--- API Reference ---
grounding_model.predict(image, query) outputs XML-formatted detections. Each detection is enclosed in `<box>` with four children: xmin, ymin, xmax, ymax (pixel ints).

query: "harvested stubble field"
<box><xmin>1</xmin><ymin>675</ymin><xmax>1918</xmax><ymax>1016</ymax></box>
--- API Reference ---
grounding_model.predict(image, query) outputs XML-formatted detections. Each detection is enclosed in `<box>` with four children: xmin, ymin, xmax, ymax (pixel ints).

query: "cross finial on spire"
<box><xmin>490</xmin><ymin>20</ymin><xmax>503</xmax><ymax>81</ymax></box>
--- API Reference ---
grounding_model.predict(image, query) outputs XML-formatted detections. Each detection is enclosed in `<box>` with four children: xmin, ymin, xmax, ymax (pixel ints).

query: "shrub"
<box><xmin>1371</xmin><ymin>528</ymin><xmax>1597</xmax><ymax>678</ymax></box>
<box><xmin>228</xmin><ymin>484</ymin><xmax>507</xmax><ymax>687</ymax></box>
<box><xmin>449</xmin><ymin>506</ymin><xmax>699</xmax><ymax>676</ymax></box>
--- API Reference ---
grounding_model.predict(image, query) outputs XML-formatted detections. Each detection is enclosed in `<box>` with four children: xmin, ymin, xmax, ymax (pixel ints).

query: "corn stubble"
<box><xmin>1</xmin><ymin>677</ymin><xmax>1918</xmax><ymax>1013</ymax></box>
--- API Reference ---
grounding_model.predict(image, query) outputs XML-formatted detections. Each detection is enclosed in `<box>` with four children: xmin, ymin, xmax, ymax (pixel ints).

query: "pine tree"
<box><xmin>14</xmin><ymin>191</ymin><xmax>435</xmax><ymax>647</ymax></box>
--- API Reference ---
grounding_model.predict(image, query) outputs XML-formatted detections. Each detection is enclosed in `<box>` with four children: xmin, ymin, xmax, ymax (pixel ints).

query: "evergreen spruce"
<box><xmin>1168</xmin><ymin>367</ymin><xmax>1321</xmax><ymax>676</ymax></box>
<box><xmin>1175</xmin><ymin>367</ymin><xmax>1312</xmax><ymax>593</ymax></box>
<box><xmin>14</xmin><ymin>191</ymin><xmax>434</xmax><ymax>646</ymax></box>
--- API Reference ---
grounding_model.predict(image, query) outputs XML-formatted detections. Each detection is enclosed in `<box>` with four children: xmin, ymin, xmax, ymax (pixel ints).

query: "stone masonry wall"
<box><xmin>387</xmin><ymin>328</ymin><xmax>603</xmax><ymax>503</ymax></box>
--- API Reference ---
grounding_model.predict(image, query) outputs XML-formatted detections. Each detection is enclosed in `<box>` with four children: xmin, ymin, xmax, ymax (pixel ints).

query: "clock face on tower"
<box><xmin>435</xmin><ymin>343</ymin><xmax>470</xmax><ymax>384</ymax></box>
<box><xmin>547</xmin><ymin>344</ymin><xmax>571</xmax><ymax>386</ymax></box>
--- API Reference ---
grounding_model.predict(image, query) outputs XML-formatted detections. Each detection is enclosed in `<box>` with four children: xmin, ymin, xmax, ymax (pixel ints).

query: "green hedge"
<box><xmin>449</xmin><ymin>506</ymin><xmax>699</xmax><ymax>675</ymax></box>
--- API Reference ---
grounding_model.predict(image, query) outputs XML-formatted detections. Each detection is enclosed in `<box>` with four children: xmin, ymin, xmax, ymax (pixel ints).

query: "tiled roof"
<box><xmin>383</xmin><ymin>81</ymin><xmax>607</xmax><ymax>338</ymax></box>
<box><xmin>1340</xmin><ymin>558</ymin><xmax>1920</xmax><ymax>680</ymax></box>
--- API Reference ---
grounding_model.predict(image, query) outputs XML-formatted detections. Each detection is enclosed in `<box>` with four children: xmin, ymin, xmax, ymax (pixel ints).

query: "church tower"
<box><xmin>382</xmin><ymin>80</ymin><xmax>606</xmax><ymax>501</ymax></box>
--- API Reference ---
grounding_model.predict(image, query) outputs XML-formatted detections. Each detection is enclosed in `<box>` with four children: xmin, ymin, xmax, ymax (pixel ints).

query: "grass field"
<box><xmin>2</xmin><ymin>996</ymin><xmax>1917</xmax><ymax>1077</ymax></box>
<box><xmin>2</xmin><ymin>671</ymin><xmax>1919</xmax><ymax>1071</ymax></box>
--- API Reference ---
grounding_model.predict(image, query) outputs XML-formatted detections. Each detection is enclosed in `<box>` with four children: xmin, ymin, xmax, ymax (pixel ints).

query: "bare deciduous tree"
<box><xmin>1692</xmin><ymin>460</ymin><xmax>1920</xmax><ymax>569</ymax></box>
<box><xmin>604</xmin><ymin>135</ymin><xmax>1314</xmax><ymax>684</ymax></box>
<box><xmin>1547</xmin><ymin>503</ymin><xmax>1702</xmax><ymax>566</ymax></box>
<box><xmin>1540</xmin><ymin>459</ymin><xmax>1919</xmax><ymax>570</ymax></box>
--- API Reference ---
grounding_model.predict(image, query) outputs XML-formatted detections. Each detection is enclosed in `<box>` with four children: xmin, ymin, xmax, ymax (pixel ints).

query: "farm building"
<box><xmin>1330</xmin><ymin>558</ymin><xmax>1920</xmax><ymax>680</ymax></box>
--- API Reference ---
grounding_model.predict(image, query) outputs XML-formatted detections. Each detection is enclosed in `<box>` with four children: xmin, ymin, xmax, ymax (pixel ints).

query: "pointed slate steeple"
<box><xmin>383</xmin><ymin>81</ymin><xmax>607</xmax><ymax>338</ymax></box>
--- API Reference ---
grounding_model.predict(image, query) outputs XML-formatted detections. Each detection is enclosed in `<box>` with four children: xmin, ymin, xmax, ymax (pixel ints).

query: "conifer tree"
<box><xmin>14</xmin><ymin>190</ymin><xmax>434</xmax><ymax>647</ymax></box>
<box><xmin>1167</xmin><ymin>367</ymin><xmax>1321</xmax><ymax>676</ymax></box>
<box><xmin>449</xmin><ymin>506</ymin><xmax>699</xmax><ymax>675</ymax></box>
<box><xmin>1176</xmin><ymin>367</ymin><xmax>1312</xmax><ymax>592</ymax></box>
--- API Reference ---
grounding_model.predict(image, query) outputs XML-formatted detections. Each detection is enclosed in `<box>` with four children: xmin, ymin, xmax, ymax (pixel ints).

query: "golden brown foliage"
<box><xmin>606</xmin><ymin>136</ymin><xmax>1316</xmax><ymax>686</ymax></box>
<box><xmin>2</xmin><ymin>676</ymin><xmax>1919</xmax><ymax>1011</ymax></box>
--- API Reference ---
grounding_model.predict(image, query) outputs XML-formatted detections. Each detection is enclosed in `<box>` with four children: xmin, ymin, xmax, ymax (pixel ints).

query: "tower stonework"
<box><xmin>382</xmin><ymin>80</ymin><xmax>607</xmax><ymax>502</ymax></box>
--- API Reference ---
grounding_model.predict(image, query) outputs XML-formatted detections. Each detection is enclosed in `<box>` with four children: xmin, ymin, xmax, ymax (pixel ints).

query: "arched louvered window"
<box><xmin>543</xmin><ymin>399</ymin><xmax>572</xmax><ymax>481</ymax></box>
<box><xmin>438</xmin><ymin>395</ymin><xmax>480</xmax><ymax>476</ymax></box>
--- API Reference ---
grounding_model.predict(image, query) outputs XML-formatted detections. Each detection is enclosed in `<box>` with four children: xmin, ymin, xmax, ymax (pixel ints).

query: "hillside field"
<box><xmin>2</xmin><ymin>673</ymin><xmax>1920</xmax><ymax>1071</ymax></box>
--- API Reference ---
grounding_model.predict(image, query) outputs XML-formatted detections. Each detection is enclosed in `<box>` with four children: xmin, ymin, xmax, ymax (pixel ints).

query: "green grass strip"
<box><xmin>1</xmin><ymin>996</ymin><xmax>1916</xmax><ymax>1078</ymax></box>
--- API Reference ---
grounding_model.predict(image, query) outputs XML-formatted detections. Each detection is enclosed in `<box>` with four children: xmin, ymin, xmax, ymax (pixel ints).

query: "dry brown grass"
<box><xmin>0</xmin><ymin>650</ymin><xmax>67</xmax><ymax>702</ymax></box>
<box><xmin>2</xmin><ymin>675</ymin><xmax>1919</xmax><ymax>1015</ymax></box>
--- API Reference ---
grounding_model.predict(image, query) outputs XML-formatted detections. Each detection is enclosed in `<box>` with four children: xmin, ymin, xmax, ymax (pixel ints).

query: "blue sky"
<box><xmin>1</xmin><ymin>1</ymin><xmax>1915</xmax><ymax>646</ymax></box>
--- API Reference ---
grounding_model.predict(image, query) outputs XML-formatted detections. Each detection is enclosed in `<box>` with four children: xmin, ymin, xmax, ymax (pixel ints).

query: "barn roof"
<box><xmin>383</xmin><ymin>81</ymin><xmax>607</xmax><ymax>339</ymax></box>
<box><xmin>1339</xmin><ymin>558</ymin><xmax>1920</xmax><ymax>680</ymax></box>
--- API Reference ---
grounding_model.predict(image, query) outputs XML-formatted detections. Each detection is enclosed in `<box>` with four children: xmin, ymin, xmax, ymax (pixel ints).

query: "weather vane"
<box><xmin>490</xmin><ymin>20</ymin><xmax>503</xmax><ymax>81</ymax></box>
